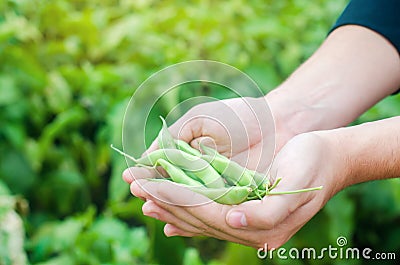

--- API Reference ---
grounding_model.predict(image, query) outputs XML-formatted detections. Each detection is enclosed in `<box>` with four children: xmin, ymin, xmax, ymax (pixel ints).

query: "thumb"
<box><xmin>226</xmin><ymin>193</ymin><xmax>304</xmax><ymax>230</ymax></box>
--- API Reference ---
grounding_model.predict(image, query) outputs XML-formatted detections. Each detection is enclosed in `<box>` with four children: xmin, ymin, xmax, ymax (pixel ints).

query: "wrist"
<box><xmin>315</xmin><ymin>117</ymin><xmax>400</xmax><ymax>189</ymax></box>
<box><xmin>313</xmin><ymin>129</ymin><xmax>352</xmax><ymax>194</ymax></box>
<box><xmin>264</xmin><ymin>85</ymin><xmax>336</xmax><ymax>150</ymax></box>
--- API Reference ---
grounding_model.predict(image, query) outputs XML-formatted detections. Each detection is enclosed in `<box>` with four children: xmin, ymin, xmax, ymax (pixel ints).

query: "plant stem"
<box><xmin>267</xmin><ymin>186</ymin><xmax>323</xmax><ymax>195</ymax></box>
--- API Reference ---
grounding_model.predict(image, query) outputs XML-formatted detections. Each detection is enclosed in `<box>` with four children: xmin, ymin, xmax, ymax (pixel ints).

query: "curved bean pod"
<box><xmin>111</xmin><ymin>146</ymin><xmax>225</xmax><ymax>188</ymax></box>
<box><xmin>202</xmin><ymin>155</ymin><xmax>256</xmax><ymax>188</ymax></box>
<box><xmin>248</xmin><ymin>170</ymin><xmax>270</xmax><ymax>188</ymax></box>
<box><xmin>147</xmin><ymin>179</ymin><xmax>252</xmax><ymax>204</ymax></box>
<box><xmin>156</xmin><ymin>159</ymin><xmax>203</xmax><ymax>187</ymax></box>
<box><xmin>183</xmin><ymin>170</ymin><xmax>206</xmax><ymax>185</ymax></box>
<box><xmin>175</xmin><ymin>139</ymin><xmax>202</xmax><ymax>157</ymax></box>
<box><xmin>201</xmin><ymin>144</ymin><xmax>268</xmax><ymax>188</ymax></box>
<box><xmin>183</xmin><ymin>184</ymin><xmax>252</xmax><ymax>205</ymax></box>
<box><xmin>158</xmin><ymin>116</ymin><xmax>176</xmax><ymax>149</ymax></box>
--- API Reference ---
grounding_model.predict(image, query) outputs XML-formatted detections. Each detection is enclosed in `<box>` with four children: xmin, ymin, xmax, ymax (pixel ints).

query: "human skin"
<box><xmin>124</xmin><ymin>25</ymin><xmax>400</xmax><ymax>248</ymax></box>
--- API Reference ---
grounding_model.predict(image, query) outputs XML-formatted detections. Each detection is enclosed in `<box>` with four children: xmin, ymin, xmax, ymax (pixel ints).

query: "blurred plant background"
<box><xmin>1</xmin><ymin>0</ymin><xmax>399</xmax><ymax>264</ymax></box>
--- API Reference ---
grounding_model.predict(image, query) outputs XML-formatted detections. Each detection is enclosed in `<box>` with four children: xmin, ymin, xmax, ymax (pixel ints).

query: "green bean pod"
<box><xmin>199</xmin><ymin>144</ymin><xmax>222</xmax><ymax>157</ymax></box>
<box><xmin>185</xmin><ymin>185</ymin><xmax>253</xmax><ymax>205</ymax></box>
<box><xmin>111</xmin><ymin>146</ymin><xmax>225</xmax><ymax>188</ymax></box>
<box><xmin>248</xmin><ymin>170</ymin><xmax>270</xmax><ymax>188</ymax></box>
<box><xmin>156</xmin><ymin>159</ymin><xmax>203</xmax><ymax>187</ymax></box>
<box><xmin>112</xmin><ymin>146</ymin><xmax>190</xmax><ymax>166</ymax></box>
<box><xmin>183</xmin><ymin>170</ymin><xmax>206</xmax><ymax>185</ymax></box>
<box><xmin>175</xmin><ymin>139</ymin><xmax>202</xmax><ymax>157</ymax></box>
<box><xmin>202</xmin><ymin>155</ymin><xmax>256</xmax><ymax>188</ymax></box>
<box><xmin>201</xmin><ymin>144</ymin><xmax>269</xmax><ymax>188</ymax></box>
<box><xmin>111</xmin><ymin>146</ymin><xmax>168</xmax><ymax>165</ymax></box>
<box><xmin>157</xmin><ymin>116</ymin><xmax>176</xmax><ymax>149</ymax></box>
<box><xmin>146</xmin><ymin>179</ymin><xmax>252</xmax><ymax>204</ymax></box>
<box><xmin>151</xmin><ymin>150</ymin><xmax>225</xmax><ymax>189</ymax></box>
<box><xmin>187</xmin><ymin>163</ymin><xmax>226</xmax><ymax>188</ymax></box>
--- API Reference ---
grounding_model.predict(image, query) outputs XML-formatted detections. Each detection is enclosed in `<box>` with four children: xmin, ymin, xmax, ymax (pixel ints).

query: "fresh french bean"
<box><xmin>156</xmin><ymin>159</ymin><xmax>202</xmax><ymax>187</ymax></box>
<box><xmin>146</xmin><ymin>179</ymin><xmax>251</xmax><ymax>204</ymax></box>
<box><xmin>111</xmin><ymin>145</ymin><xmax>225</xmax><ymax>188</ymax></box>
<box><xmin>201</xmin><ymin>144</ymin><xmax>271</xmax><ymax>188</ymax></box>
<box><xmin>158</xmin><ymin>116</ymin><xmax>176</xmax><ymax>149</ymax></box>
<box><xmin>183</xmin><ymin>170</ymin><xmax>206</xmax><ymax>185</ymax></box>
<box><xmin>199</xmin><ymin>144</ymin><xmax>223</xmax><ymax>157</ymax></box>
<box><xmin>202</xmin><ymin>155</ymin><xmax>256</xmax><ymax>187</ymax></box>
<box><xmin>112</xmin><ymin>146</ymin><xmax>193</xmax><ymax>166</ymax></box>
<box><xmin>175</xmin><ymin>139</ymin><xmax>202</xmax><ymax>157</ymax></box>
<box><xmin>248</xmin><ymin>170</ymin><xmax>270</xmax><ymax>188</ymax></box>
<box><xmin>182</xmin><ymin>184</ymin><xmax>252</xmax><ymax>205</ymax></box>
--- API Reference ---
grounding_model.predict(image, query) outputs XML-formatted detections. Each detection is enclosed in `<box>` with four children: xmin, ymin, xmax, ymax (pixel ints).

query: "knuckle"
<box><xmin>197</xmin><ymin>224</ymin><xmax>210</xmax><ymax>234</ymax></box>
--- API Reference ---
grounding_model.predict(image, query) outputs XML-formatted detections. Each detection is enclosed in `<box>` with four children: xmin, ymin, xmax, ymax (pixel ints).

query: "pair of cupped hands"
<box><xmin>123</xmin><ymin>96</ymin><xmax>346</xmax><ymax>249</ymax></box>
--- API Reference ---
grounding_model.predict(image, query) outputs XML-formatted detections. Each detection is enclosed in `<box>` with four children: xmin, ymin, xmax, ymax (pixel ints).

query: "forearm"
<box><xmin>266</xmin><ymin>25</ymin><xmax>400</xmax><ymax>146</ymax></box>
<box><xmin>323</xmin><ymin>116</ymin><xmax>400</xmax><ymax>188</ymax></box>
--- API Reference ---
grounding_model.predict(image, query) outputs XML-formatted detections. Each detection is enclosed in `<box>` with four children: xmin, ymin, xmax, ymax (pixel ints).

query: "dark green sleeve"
<box><xmin>331</xmin><ymin>0</ymin><xmax>400</xmax><ymax>94</ymax></box>
<box><xmin>331</xmin><ymin>0</ymin><xmax>400</xmax><ymax>54</ymax></box>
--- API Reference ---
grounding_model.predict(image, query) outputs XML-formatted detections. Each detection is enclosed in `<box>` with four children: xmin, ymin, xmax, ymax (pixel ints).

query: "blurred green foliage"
<box><xmin>0</xmin><ymin>0</ymin><xmax>399</xmax><ymax>264</ymax></box>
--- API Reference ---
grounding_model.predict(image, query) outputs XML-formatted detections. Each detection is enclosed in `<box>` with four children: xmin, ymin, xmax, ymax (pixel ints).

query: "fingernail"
<box><xmin>123</xmin><ymin>169</ymin><xmax>134</xmax><ymax>182</ymax></box>
<box><xmin>227</xmin><ymin>211</ymin><xmax>247</xmax><ymax>228</ymax></box>
<box><xmin>145</xmin><ymin>212</ymin><xmax>159</xmax><ymax>219</ymax></box>
<box><xmin>164</xmin><ymin>224</ymin><xmax>177</xmax><ymax>237</ymax></box>
<box><xmin>142</xmin><ymin>201</ymin><xmax>159</xmax><ymax>219</ymax></box>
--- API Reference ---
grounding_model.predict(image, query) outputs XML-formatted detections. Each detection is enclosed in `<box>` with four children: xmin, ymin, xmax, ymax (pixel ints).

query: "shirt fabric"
<box><xmin>330</xmin><ymin>0</ymin><xmax>400</xmax><ymax>94</ymax></box>
<box><xmin>331</xmin><ymin>0</ymin><xmax>400</xmax><ymax>53</ymax></box>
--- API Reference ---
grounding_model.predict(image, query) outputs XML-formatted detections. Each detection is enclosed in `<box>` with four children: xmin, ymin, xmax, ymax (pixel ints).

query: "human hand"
<box><xmin>123</xmin><ymin>96</ymin><xmax>277</xmax><ymax>185</ymax></box>
<box><xmin>128</xmin><ymin>132</ymin><xmax>347</xmax><ymax>248</ymax></box>
<box><xmin>154</xmin><ymin>96</ymin><xmax>275</xmax><ymax>166</ymax></box>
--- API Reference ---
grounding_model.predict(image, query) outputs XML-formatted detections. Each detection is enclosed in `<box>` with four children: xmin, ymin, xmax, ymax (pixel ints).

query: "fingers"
<box><xmin>226</xmin><ymin>192</ymin><xmax>308</xmax><ymax>230</ymax></box>
<box><xmin>164</xmin><ymin>224</ymin><xmax>198</xmax><ymax>237</ymax></box>
<box><xmin>257</xmin><ymin>196</ymin><xmax>326</xmax><ymax>249</ymax></box>
<box><xmin>130</xmin><ymin>178</ymin><xmax>217</xmax><ymax>206</ymax></box>
<box><xmin>142</xmin><ymin>200</ymin><xmax>204</xmax><ymax>236</ymax></box>
<box><xmin>190</xmin><ymin>136</ymin><xmax>227</xmax><ymax>155</ymax></box>
<box><xmin>152</xmin><ymin>200</ymin><xmax>263</xmax><ymax>248</ymax></box>
<box><xmin>152</xmin><ymin>186</ymin><xmax>264</xmax><ymax>243</ymax></box>
<box><xmin>123</xmin><ymin>167</ymin><xmax>157</xmax><ymax>184</ymax></box>
<box><xmin>146</xmin><ymin>141</ymin><xmax>159</xmax><ymax>154</ymax></box>
<box><xmin>132</xmin><ymin>178</ymin><xmax>308</xmax><ymax>249</ymax></box>
<box><xmin>131</xmin><ymin>179</ymin><xmax>263</xmax><ymax>246</ymax></box>
<box><xmin>168</xmin><ymin>116</ymin><xmax>203</xmax><ymax>143</ymax></box>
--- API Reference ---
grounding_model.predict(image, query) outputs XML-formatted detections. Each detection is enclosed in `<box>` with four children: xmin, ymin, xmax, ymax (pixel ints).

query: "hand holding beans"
<box><xmin>113</xmin><ymin>116</ymin><xmax>322</xmax><ymax>205</ymax></box>
<box><xmin>126</xmin><ymin>130</ymin><xmax>345</xmax><ymax>249</ymax></box>
<box><xmin>121</xmin><ymin>97</ymin><xmax>341</xmax><ymax>248</ymax></box>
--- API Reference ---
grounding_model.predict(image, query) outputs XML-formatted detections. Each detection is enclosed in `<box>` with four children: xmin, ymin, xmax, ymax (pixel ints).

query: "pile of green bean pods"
<box><xmin>112</xmin><ymin>117</ymin><xmax>322</xmax><ymax>205</ymax></box>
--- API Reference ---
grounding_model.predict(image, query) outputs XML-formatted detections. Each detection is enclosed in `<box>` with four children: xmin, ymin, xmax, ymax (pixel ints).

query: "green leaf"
<box><xmin>0</xmin><ymin>75</ymin><xmax>18</xmax><ymax>106</ymax></box>
<box><xmin>45</xmin><ymin>71</ymin><xmax>72</xmax><ymax>113</ymax></box>
<box><xmin>183</xmin><ymin>248</ymin><xmax>204</xmax><ymax>265</ymax></box>
<box><xmin>324</xmin><ymin>190</ymin><xmax>355</xmax><ymax>243</ymax></box>
<box><xmin>0</xmin><ymin>147</ymin><xmax>36</xmax><ymax>194</ymax></box>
